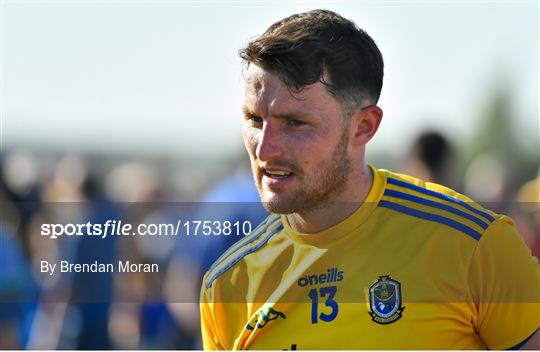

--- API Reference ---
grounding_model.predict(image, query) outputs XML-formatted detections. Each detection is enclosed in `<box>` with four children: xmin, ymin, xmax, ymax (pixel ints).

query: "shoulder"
<box><xmin>374</xmin><ymin>170</ymin><xmax>539</xmax><ymax>350</ymax></box>
<box><xmin>202</xmin><ymin>213</ymin><xmax>284</xmax><ymax>289</ymax></box>
<box><xmin>377</xmin><ymin>168</ymin><xmax>498</xmax><ymax>243</ymax></box>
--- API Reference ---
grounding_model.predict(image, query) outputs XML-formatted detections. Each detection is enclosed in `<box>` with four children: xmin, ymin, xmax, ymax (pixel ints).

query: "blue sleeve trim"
<box><xmin>206</xmin><ymin>223</ymin><xmax>284</xmax><ymax>288</ymax></box>
<box><xmin>207</xmin><ymin>215</ymin><xmax>279</xmax><ymax>274</ymax></box>
<box><xmin>384</xmin><ymin>189</ymin><xmax>489</xmax><ymax>229</ymax></box>
<box><xmin>379</xmin><ymin>200</ymin><xmax>481</xmax><ymax>241</ymax></box>
<box><xmin>387</xmin><ymin>177</ymin><xmax>495</xmax><ymax>223</ymax></box>
<box><xmin>506</xmin><ymin>327</ymin><xmax>539</xmax><ymax>350</ymax></box>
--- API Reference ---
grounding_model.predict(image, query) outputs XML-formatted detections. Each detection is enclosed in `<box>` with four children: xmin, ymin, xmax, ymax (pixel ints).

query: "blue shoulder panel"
<box><xmin>387</xmin><ymin>177</ymin><xmax>495</xmax><ymax>223</ymax></box>
<box><xmin>379</xmin><ymin>200</ymin><xmax>482</xmax><ymax>241</ymax></box>
<box><xmin>384</xmin><ymin>189</ymin><xmax>489</xmax><ymax>229</ymax></box>
<box><xmin>206</xmin><ymin>221</ymin><xmax>284</xmax><ymax>288</ymax></box>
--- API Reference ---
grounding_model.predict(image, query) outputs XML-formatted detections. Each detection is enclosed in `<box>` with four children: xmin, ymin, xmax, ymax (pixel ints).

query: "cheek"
<box><xmin>242</xmin><ymin>127</ymin><xmax>259</xmax><ymax>155</ymax></box>
<box><xmin>295</xmin><ymin>134</ymin><xmax>338</xmax><ymax>168</ymax></box>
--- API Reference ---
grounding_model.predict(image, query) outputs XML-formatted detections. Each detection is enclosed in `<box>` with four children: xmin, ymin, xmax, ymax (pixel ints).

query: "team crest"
<box><xmin>368</xmin><ymin>275</ymin><xmax>405</xmax><ymax>324</ymax></box>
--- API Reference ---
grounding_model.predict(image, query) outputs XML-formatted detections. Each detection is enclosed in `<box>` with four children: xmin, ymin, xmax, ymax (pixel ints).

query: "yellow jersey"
<box><xmin>200</xmin><ymin>167</ymin><xmax>540</xmax><ymax>350</ymax></box>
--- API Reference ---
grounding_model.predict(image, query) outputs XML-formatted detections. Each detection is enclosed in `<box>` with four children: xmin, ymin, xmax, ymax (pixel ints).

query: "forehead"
<box><xmin>243</xmin><ymin>65</ymin><xmax>342</xmax><ymax>116</ymax></box>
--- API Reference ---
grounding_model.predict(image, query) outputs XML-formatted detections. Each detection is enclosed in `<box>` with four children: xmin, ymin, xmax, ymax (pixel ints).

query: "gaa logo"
<box><xmin>368</xmin><ymin>275</ymin><xmax>405</xmax><ymax>324</ymax></box>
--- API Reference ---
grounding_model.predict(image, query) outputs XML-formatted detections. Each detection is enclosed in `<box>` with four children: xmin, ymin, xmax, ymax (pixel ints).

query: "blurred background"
<box><xmin>1</xmin><ymin>1</ymin><xmax>538</xmax><ymax>349</ymax></box>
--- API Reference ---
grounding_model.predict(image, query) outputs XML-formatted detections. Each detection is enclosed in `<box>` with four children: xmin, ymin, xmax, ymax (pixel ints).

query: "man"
<box><xmin>200</xmin><ymin>10</ymin><xmax>539</xmax><ymax>350</ymax></box>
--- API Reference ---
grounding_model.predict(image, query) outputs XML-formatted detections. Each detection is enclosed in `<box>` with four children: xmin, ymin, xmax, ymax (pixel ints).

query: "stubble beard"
<box><xmin>255</xmin><ymin>129</ymin><xmax>352</xmax><ymax>215</ymax></box>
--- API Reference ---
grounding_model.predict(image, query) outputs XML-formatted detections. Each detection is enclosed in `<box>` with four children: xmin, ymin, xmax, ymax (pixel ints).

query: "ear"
<box><xmin>349</xmin><ymin>105</ymin><xmax>383</xmax><ymax>147</ymax></box>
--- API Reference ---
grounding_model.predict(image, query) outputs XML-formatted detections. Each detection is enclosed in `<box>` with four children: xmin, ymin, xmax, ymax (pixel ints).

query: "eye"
<box><xmin>245</xmin><ymin>114</ymin><xmax>263</xmax><ymax>126</ymax></box>
<box><xmin>287</xmin><ymin>119</ymin><xmax>306</xmax><ymax>127</ymax></box>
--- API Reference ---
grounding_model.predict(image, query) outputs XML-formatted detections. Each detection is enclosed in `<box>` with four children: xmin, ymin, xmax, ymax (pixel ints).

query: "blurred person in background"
<box><xmin>199</xmin><ymin>159</ymin><xmax>268</xmax><ymax>273</ymax></box>
<box><xmin>165</xmin><ymin>158</ymin><xmax>268</xmax><ymax>348</ymax></box>
<box><xmin>23</xmin><ymin>156</ymin><xmax>113</xmax><ymax>349</ymax></box>
<box><xmin>514</xmin><ymin>171</ymin><xmax>540</xmax><ymax>258</ymax></box>
<box><xmin>106</xmin><ymin>161</ymin><xmax>196</xmax><ymax>349</ymax></box>
<box><xmin>1</xmin><ymin>151</ymin><xmax>43</xmax><ymax>259</ymax></box>
<box><xmin>0</xmin><ymin>229</ymin><xmax>37</xmax><ymax>349</ymax></box>
<box><xmin>403</xmin><ymin>130</ymin><xmax>458</xmax><ymax>189</ymax></box>
<box><xmin>66</xmin><ymin>174</ymin><xmax>118</xmax><ymax>349</ymax></box>
<box><xmin>0</xmin><ymin>154</ymin><xmax>40</xmax><ymax>349</ymax></box>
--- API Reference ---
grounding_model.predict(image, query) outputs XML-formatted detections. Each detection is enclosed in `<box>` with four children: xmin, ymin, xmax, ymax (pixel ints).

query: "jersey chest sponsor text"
<box><xmin>297</xmin><ymin>267</ymin><xmax>344</xmax><ymax>287</ymax></box>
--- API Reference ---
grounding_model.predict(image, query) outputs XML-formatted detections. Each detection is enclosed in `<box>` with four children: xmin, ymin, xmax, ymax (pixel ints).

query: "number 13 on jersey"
<box><xmin>308</xmin><ymin>286</ymin><xmax>339</xmax><ymax>323</ymax></box>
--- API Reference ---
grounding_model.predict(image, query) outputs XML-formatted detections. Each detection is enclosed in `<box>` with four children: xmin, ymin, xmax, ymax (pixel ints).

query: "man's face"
<box><xmin>242</xmin><ymin>65</ymin><xmax>353</xmax><ymax>214</ymax></box>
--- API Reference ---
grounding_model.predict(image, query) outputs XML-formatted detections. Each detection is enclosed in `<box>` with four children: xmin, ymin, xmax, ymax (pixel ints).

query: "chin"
<box><xmin>262</xmin><ymin>201</ymin><xmax>297</xmax><ymax>214</ymax></box>
<box><xmin>260</xmin><ymin>194</ymin><xmax>302</xmax><ymax>214</ymax></box>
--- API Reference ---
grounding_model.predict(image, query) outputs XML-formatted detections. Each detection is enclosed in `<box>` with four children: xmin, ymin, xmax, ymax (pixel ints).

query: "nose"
<box><xmin>255</xmin><ymin>122</ymin><xmax>284</xmax><ymax>162</ymax></box>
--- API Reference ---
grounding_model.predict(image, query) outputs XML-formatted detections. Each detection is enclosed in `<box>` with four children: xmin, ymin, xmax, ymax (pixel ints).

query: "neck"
<box><xmin>287</xmin><ymin>163</ymin><xmax>373</xmax><ymax>233</ymax></box>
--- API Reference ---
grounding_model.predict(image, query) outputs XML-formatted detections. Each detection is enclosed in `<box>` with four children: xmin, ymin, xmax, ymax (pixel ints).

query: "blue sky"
<box><xmin>2</xmin><ymin>1</ymin><xmax>538</xmax><ymax>158</ymax></box>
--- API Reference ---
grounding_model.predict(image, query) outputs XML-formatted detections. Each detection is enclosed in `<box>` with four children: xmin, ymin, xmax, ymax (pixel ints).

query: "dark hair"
<box><xmin>239</xmin><ymin>9</ymin><xmax>384</xmax><ymax>109</ymax></box>
<box><xmin>414</xmin><ymin>131</ymin><xmax>453</xmax><ymax>179</ymax></box>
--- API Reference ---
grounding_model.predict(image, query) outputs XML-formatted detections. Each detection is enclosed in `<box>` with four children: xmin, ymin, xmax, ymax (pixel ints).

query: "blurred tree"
<box><xmin>461</xmin><ymin>85</ymin><xmax>539</xmax><ymax>193</ymax></box>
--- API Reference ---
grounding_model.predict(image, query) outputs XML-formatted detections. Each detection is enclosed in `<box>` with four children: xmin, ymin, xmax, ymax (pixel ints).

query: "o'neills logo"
<box><xmin>297</xmin><ymin>268</ymin><xmax>344</xmax><ymax>287</ymax></box>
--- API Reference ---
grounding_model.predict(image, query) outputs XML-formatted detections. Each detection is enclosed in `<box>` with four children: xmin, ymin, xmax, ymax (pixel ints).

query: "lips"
<box><xmin>265</xmin><ymin>170</ymin><xmax>292</xmax><ymax>178</ymax></box>
<box><xmin>261</xmin><ymin>167</ymin><xmax>295</xmax><ymax>187</ymax></box>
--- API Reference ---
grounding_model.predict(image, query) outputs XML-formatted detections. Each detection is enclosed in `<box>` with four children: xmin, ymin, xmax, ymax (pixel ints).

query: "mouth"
<box><xmin>264</xmin><ymin>169</ymin><xmax>293</xmax><ymax>179</ymax></box>
<box><xmin>261</xmin><ymin>168</ymin><xmax>295</xmax><ymax>187</ymax></box>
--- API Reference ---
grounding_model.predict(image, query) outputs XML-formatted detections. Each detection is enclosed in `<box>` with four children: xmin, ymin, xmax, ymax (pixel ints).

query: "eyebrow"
<box><xmin>273</xmin><ymin>112</ymin><xmax>309</xmax><ymax>120</ymax></box>
<box><xmin>242</xmin><ymin>106</ymin><xmax>312</xmax><ymax>120</ymax></box>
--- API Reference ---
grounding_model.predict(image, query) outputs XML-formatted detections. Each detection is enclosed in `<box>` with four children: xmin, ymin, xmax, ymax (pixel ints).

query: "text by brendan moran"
<box><xmin>41</xmin><ymin>260</ymin><xmax>159</xmax><ymax>276</ymax></box>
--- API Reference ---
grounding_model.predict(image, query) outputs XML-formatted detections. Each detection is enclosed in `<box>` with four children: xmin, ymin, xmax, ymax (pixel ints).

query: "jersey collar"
<box><xmin>282</xmin><ymin>164</ymin><xmax>386</xmax><ymax>246</ymax></box>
